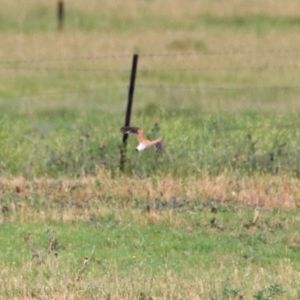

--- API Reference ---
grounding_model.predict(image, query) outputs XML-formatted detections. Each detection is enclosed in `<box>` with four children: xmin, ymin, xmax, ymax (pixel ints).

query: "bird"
<box><xmin>120</xmin><ymin>126</ymin><xmax>163</xmax><ymax>152</ymax></box>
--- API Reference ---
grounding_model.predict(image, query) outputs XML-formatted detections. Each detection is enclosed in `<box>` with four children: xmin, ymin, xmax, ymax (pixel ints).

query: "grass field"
<box><xmin>1</xmin><ymin>0</ymin><xmax>300</xmax><ymax>299</ymax></box>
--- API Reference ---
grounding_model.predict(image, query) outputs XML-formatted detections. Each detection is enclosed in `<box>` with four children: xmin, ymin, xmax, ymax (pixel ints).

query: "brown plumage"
<box><xmin>120</xmin><ymin>126</ymin><xmax>163</xmax><ymax>152</ymax></box>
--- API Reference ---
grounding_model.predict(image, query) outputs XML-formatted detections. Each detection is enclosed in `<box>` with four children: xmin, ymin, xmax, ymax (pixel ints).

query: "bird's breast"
<box><xmin>136</xmin><ymin>143</ymin><xmax>147</xmax><ymax>151</ymax></box>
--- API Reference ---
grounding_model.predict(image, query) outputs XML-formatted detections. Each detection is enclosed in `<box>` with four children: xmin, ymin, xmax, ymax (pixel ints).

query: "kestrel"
<box><xmin>120</xmin><ymin>126</ymin><xmax>163</xmax><ymax>152</ymax></box>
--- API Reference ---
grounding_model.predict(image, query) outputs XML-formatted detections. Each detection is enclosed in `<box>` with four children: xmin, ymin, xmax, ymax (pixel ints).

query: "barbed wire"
<box><xmin>1</xmin><ymin>64</ymin><xmax>300</xmax><ymax>73</ymax></box>
<box><xmin>2</xmin><ymin>87</ymin><xmax>127</xmax><ymax>100</ymax></box>
<box><xmin>0</xmin><ymin>66</ymin><xmax>131</xmax><ymax>73</ymax></box>
<box><xmin>1</xmin><ymin>48</ymin><xmax>299</xmax><ymax>101</ymax></box>
<box><xmin>140</xmin><ymin>48</ymin><xmax>300</xmax><ymax>57</ymax></box>
<box><xmin>0</xmin><ymin>48</ymin><xmax>299</xmax><ymax>64</ymax></box>
<box><xmin>2</xmin><ymin>84</ymin><xmax>300</xmax><ymax>102</ymax></box>
<box><xmin>139</xmin><ymin>64</ymin><xmax>300</xmax><ymax>73</ymax></box>
<box><xmin>136</xmin><ymin>84</ymin><xmax>300</xmax><ymax>91</ymax></box>
<box><xmin>0</xmin><ymin>54</ymin><xmax>133</xmax><ymax>65</ymax></box>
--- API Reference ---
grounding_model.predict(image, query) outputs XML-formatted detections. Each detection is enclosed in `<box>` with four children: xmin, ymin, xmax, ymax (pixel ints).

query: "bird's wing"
<box><xmin>154</xmin><ymin>139</ymin><xmax>163</xmax><ymax>152</ymax></box>
<box><xmin>120</xmin><ymin>126</ymin><xmax>139</xmax><ymax>134</ymax></box>
<box><xmin>120</xmin><ymin>126</ymin><xmax>145</xmax><ymax>142</ymax></box>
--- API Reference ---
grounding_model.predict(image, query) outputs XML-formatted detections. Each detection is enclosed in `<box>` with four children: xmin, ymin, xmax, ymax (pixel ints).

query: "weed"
<box><xmin>253</xmin><ymin>283</ymin><xmax>285</xmax><ymax>300</ymax></box>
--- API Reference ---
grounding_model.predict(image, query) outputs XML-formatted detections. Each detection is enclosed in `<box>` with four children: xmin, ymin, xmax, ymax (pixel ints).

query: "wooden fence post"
<box><xmin>120</xmin><ymin>54</ymin><xmax>139</xmax><ymax>171</ymax></box>
<box><xmin>57</xmin><ymin>0</ymin><xmax>64</xmax><ymax>31</ymax></box>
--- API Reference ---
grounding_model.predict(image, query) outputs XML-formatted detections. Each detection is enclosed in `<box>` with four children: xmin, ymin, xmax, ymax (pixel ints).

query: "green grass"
<box><xmin>1</xmin><ymin>197</ymin><xmax>300</xmax><ymax>299</ymax></box>
<box><xmin>193</xmin><ymin>14</ymin><xmax>300</xmax><ymax>34</ymax></box>
<box><xmin>1</xmin><ymin>108</ymin><xmax>300</xmax><ymax>178</ymax></box>
<box><xmin>2</xmin><ymin>2</ymin><xmax>300</xmax><ymax>35</ymax></box>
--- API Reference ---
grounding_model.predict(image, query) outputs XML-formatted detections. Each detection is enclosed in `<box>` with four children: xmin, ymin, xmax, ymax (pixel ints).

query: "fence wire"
<box><xmin>1</xmin><ymin>48</ymin><xmax>300</xmax><ymax>114</ymax></box>
<box><xmin>0</xmin><ymin>47</ymin><xmax>299</xmax><ymax>64</ymax></box>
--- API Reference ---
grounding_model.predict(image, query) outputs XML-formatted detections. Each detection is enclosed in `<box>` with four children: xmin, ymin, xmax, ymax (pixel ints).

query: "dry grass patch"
<box><xmin>0</xmin><ymin>171</ymin><xmax>298</xmax><ymax>225</ymax></box>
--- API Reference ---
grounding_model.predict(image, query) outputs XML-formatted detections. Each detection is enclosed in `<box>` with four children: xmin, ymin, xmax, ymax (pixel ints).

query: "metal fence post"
<box><xmin>120</xmin><ymin>54</ymin><xmax>139</xmax><ymax>171</ymax></box>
